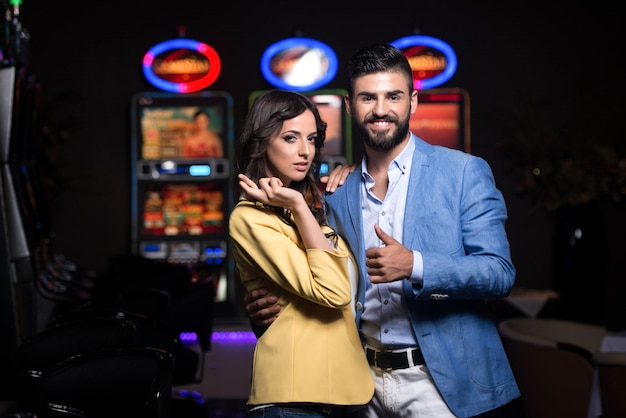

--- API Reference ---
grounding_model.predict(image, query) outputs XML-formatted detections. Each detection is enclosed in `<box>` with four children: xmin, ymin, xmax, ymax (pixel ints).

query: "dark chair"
<box><xmin>34</xmin><ymin>347</ymin><xmax>174</xmax><ymax>418</ymax></box>
<box><xmin>43</xmin><ymin>278</ymin><xmax>215</xmax><ymax>395</ymax></box>
<box><xmin>47</xmin><ymin>285</ymin><xmax>183</xmax><ymax>355</ymax></box>
<box><xmin>498</xmin><ymin>317</ymin><xmax>608</xmax><ymax>418</ymax></box>
<box><xmin>15</xmin><ymin>316</ymin><xmax>138</xmax><ymax>415</ymax></box>
<box><xmin>38</xmin><ymin>255</ymin><xmax>216</xmax><ymax>416</ymax></box>
<box><xmin>84</xmin><ymin>286</ymin><xmax>172</xmax><ymax>323</ymax></box>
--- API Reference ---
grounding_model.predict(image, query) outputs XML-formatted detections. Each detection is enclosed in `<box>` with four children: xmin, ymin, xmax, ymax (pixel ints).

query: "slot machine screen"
<box><xmin>135</xmin><ymin>97</ymin><xmax>230</xmax><ymax>160</ymax></box>
<box><xmin>309</xmin><ymin>93</ymin><xmax>344</xmax><ymax>158</ymax></box>
<box><xmin>141</xmin><ymin>182</ymin><xmax>225</xmax><ymax>237</ymax></box>
<box><xmin>412</xmin><ymin>88</ymin><xmax>470</xmax><ymax>152</ymax></box>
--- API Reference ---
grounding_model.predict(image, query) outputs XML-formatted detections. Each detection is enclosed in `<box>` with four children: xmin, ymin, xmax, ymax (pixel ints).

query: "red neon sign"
<box><xmin>143</xmin><ymin>39</ymin><xmax>221</xmax><ymax>93</ymax></box>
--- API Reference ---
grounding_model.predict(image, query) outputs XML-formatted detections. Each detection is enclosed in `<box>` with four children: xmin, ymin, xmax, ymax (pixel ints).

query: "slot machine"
<box><xmin>305</xmin><ymin>90</ymin><xmax>352</xmax><ymax>173</ymax></box>
<box><xmin>411</xmin><ymin>87</ymin><xmax>471</xmax><ymax>152</ymax></box>
<box><xmin>130</xmin><ymin>92</ymin><xmax>237</xmax><ymax>317</ymax></box>
<box><xmin>131</xmin><ymin>33</ymin><xmax>246</xmax><ymax>319</ymax></box>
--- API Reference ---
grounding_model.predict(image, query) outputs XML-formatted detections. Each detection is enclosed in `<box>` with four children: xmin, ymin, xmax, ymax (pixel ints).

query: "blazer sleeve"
<box><xmin>417</xmin><ymin>154</ymin><xmax>516</xmax><ymax>298</ymax></box>
<box><xmin>229</xmin><ymin>202</ymin><xmax>352</xmax><ymax>308</ymax></box>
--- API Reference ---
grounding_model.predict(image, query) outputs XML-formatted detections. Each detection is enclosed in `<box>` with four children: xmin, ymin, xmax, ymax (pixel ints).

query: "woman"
<box><xmin>229</xmin><ymin>90</ymin><xmax>373</xmax><ymax>417</ymax></box>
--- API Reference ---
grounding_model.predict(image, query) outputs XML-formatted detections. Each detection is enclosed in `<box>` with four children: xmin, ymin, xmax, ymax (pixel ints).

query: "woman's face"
<box><xmin>265</xmin><ymin>109</ymin><xmax>317</xmax><ymax>187</ymax></box>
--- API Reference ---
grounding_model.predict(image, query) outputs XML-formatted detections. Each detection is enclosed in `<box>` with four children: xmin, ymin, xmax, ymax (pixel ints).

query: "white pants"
<box><xmin>363</xmin><ymin>364</ymin><xmax>457</xmax><ymax>418</ymax></box>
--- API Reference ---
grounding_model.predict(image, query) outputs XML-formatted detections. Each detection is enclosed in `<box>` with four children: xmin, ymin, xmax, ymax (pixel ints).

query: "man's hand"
<box><xmin>319</xmin><ymin>164</ymin><xmax>357</xmax><ymax>193</ymax></box>
<box><xmin>365</xmin><ymin>224</ymin><xmax>413</xmax><ymax>283</ymax></box>
<box><xmin>244</xmin><ymin>287</ymin><xmax>280</xmax><ymax>328</ymax></box>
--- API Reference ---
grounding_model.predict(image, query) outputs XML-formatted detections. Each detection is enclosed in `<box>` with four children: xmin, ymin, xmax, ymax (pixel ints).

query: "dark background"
<box><xmin>17</xmin><ymin>1</ymin><xmax>625</xmax><ymax>329</ymax></box>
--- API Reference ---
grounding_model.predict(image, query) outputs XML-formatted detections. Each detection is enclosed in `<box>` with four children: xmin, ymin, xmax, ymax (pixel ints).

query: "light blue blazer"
<box><xmin>325</xmin><ymin>134</ymin><xmax>520</xmax><ymax>417</ymax></box>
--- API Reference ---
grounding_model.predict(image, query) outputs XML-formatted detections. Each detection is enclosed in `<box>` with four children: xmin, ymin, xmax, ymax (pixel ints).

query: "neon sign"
<box><xmin>142</xmin><ymin>39</ymin><xmax>221</xmax><ymax>94</ymax></box>
<box><xmin>390</xmin><ymin>35</ymin><xmax>457</xmax><ymax>90</ymax></box>
<box><xmin>260</xmin><ymin>37</ymin><xmax>338</xmax><ymax>92</ymax></box>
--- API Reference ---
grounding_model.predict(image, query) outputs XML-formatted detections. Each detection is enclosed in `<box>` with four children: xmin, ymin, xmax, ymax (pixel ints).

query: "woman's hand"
<box><xmin>239</xmin><ymin>174</ymin><xmax>303</xmax><ymax>211</ymax></box>
<box><xmin>239</xmin><ymin>174</ymin><xmax>331</xmax><ymax>250</ymax></box>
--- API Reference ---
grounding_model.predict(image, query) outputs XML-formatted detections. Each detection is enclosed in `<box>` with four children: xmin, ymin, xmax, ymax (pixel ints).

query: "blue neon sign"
<box><xmin>260</xmin><ymin>37</ymin><xmax>338</xmax><ymax>92</ymax></box>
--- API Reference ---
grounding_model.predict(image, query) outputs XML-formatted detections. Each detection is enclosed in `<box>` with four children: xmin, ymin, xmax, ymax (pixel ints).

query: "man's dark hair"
<box><xmin>346</xmin><ymin>44</ymin><xmax>414</xmax><ymax>97</ymax></box>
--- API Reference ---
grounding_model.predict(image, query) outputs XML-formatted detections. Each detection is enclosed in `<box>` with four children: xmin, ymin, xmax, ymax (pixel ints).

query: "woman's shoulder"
<box><xmin>230</xmin><ymin>199</ymin><xmax>281</xmax><ymax>227</ymax></box>
<box><xmin>231</xmin><ymin>199</ymin><xmax>263</xmax><ymax>217</ymax></box>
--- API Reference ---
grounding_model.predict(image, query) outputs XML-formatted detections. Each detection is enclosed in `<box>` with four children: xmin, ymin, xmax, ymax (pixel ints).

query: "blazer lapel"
<box><xmin>343</xmin><ymin>169</ymin><xmax>365</xmax><ymax>260</ymax></box>
<box><xmin>403</xmin><ymin>136</ymin><xmax>433</xmax><ymax>251</ymax></box>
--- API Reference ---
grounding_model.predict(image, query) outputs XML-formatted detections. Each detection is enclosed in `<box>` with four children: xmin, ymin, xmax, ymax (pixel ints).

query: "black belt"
<box><xmin>253</xmin><ymin>404</ymin><xmax>349</xmax><ymax>417</ymax></box>
<box><xmin>366</xmin><ymin>347</ymin><xmax>425</xmax><ymax>370</ymax></box>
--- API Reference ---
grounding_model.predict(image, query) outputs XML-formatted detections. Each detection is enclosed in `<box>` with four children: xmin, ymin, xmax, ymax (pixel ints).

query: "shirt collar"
<box><xmin>361</xmin><ymin>135</ymin><xmax>415</xmax><ymax>179</ymax></box>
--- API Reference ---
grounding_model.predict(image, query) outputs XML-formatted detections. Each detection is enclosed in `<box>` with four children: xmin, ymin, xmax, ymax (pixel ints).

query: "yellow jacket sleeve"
<box><xmin>229</xmin><ymin>200</ymin><xmax>351</xmax><ymax>307</ymax></box>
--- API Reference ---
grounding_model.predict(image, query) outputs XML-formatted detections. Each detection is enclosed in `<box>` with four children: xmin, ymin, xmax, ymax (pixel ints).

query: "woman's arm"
<box><xmin>238</xmin><ymin>174</ymin><xmax>332</xmax><ymax>251</ymax></box>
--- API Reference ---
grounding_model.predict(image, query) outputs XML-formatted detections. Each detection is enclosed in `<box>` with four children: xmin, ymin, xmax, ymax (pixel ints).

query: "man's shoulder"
<box><xmin>414</xmin><ymin>139</ymin><xmax>485</xmax><ymax>167</ymax></box>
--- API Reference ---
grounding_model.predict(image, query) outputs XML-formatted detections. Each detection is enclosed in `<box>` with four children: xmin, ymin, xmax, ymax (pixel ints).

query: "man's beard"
<box><xmin>354</xmin><ymin>114</ymin><xmax>410</xmax><ymax>152</ymax></box>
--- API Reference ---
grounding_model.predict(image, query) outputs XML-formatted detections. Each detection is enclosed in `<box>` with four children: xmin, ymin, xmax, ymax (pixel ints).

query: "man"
<box><xmin>246</xmin><ymin>44</ymin><xmax>520</xmax><ymax>417</ymax></box>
